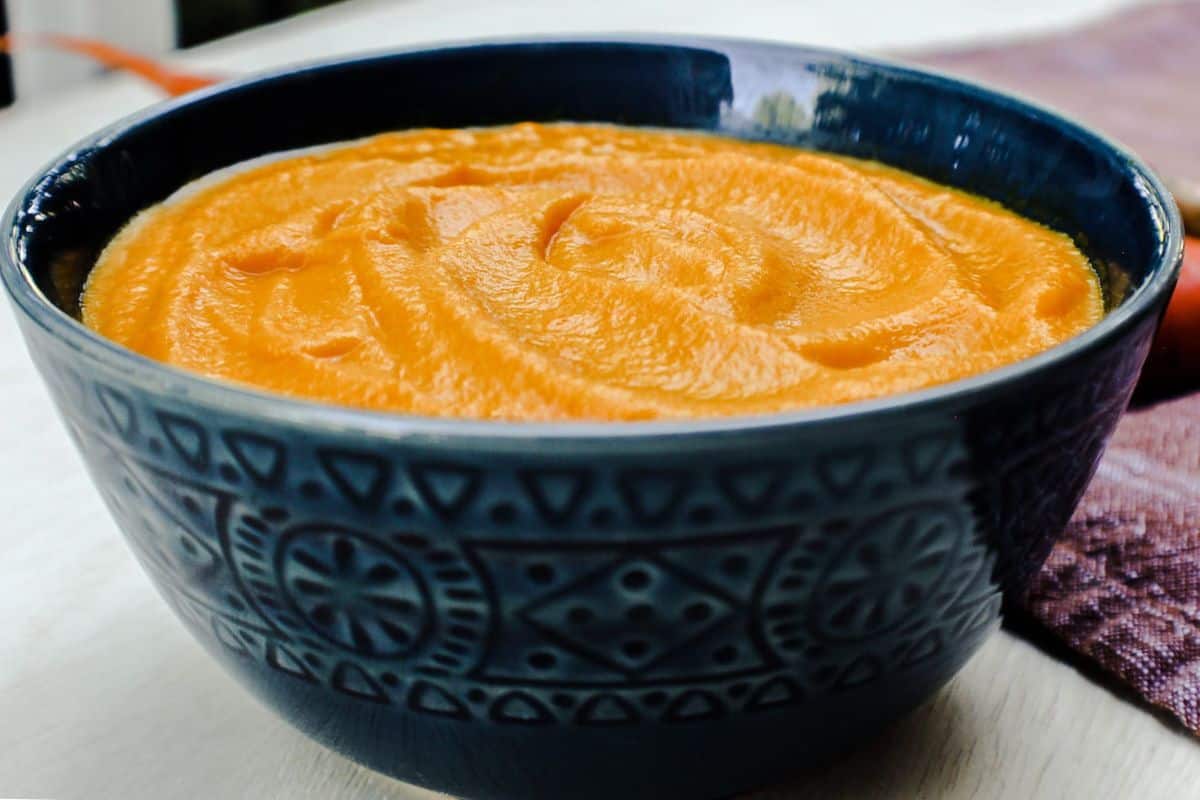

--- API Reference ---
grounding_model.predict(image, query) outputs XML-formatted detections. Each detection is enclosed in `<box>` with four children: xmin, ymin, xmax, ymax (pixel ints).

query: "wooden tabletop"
<box><xmin>2</xmin><ymin>1</ymin><xmax>1196</xmax><ymax>797</ymax></box>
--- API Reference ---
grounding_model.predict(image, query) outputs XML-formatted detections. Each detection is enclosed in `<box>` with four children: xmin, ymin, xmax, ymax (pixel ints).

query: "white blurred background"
<box><xmin>2</xmin><ymin>0</ymin><xmax>1143</xmax><ymax>106</ymax></box>
<box><xmin>7</xmin><ymin>0</ymin><xmax>174</xmax><ymax>97</ymax></box>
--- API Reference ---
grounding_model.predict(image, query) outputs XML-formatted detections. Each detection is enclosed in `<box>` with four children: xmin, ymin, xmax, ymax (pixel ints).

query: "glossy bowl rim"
<box><xmin>1</xmin><ymin>35</ymin><xmax>1184</xmax><ymax>442</ymax></box>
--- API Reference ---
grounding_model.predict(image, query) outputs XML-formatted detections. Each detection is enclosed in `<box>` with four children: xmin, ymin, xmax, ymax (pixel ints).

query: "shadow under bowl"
<box><xmin>0</xmin><ymin>38</ymin><xmax>1183</xmax><ymax>800</ymax></box>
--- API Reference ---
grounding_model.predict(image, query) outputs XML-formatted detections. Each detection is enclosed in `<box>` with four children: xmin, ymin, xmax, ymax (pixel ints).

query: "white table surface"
<box><xmin>2</xmin><ymin>1</ymin><xmax>1197</xmax><ymax>798</ymax></box>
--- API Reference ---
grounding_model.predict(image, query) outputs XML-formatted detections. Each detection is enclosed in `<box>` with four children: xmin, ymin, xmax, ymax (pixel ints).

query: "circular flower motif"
<box><xmin>810</xmin><ymin>506</ymin><xmax>964</xmax><ymax>641</ymax></box>
<box><xmin>280</xmin><ymin>528</ymin><xmax>431</xmax><ymax>657</ymax></box>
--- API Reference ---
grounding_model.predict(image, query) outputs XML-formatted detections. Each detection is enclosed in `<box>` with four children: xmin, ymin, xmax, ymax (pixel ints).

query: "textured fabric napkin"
<box><xmin>913</xmin><ymin>1</ymin><xmax>1200</xmax><ymax>183</ymax></box>
<box><xmin>915</xmin><ymin>1</ymin><xmax>1200</xmax><ymax>733</ymax></box>
<box><xmin>1030</xmin><ymin>394</ymin><xmax>1200</xmax><ymax>730</ymax></box>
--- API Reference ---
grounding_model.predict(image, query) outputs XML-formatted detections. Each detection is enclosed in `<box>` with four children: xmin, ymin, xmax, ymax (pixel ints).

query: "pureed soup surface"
<box><xmin>82</xmin><ymin>123</ymin><xmax>1103</xmax><ymax>421</ymax></box>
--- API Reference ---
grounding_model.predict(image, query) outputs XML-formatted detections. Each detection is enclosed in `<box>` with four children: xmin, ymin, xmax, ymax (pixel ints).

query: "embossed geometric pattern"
<box><xmin>410</xmin><ymin>462</ymin><xmax>481</xmax><ymax>520</ymax></box>
<box><xmin>758</xmin><ymin>534</ymin><xmax>828</xmax><ymax>662</ymax></box>
<box><xmin>465</xmin><ymin>533</ymin><xmax>788</xmax><ymax>690</ymax></box>
<box><xmin>522</xmin><ymin>556</ymin><xmax>736</xmax><ymax>673</ymax></box>
<box><xmin>519</xmin><ymin>468</ymin><xmax>591</xmax><ymax>525</ymax></box>
<box><xmin>969</xmin><ymin>339</ymin><xmax>1144</xmax><ymax>595</ymax></box>
<box><xmin>222</xmin><ymin>430</ymin><xmax>287</xmax><ymax>487</ymax></box>
<box><xmin>96</xmin><ymin>384</ymin><xmax>136</xmax><ymax>436</ymax></box>
<box><xmin>810</xmin><ymin>506</ymin><xmax>964</xmax><ymax>641</ymax></box>
<box><xmin>280</xmin><ymin>529</ymin><xmax>429</xmax><ymax>657</ymax></box>
<box><xmin>155</xmin><ymin>411</ymin><xmax>210</xmax><ymax>470</ymax></box>
<box><xmin>32</xmin><ymin>342</ymin><xmax>1056</xmax><ymax>728</ymax></box>
<box><xmin>317</xmin><ymin>450</ymin><xmax>391</xmax><ymax>510</ymax></box>
<box><xmin>100</xmin><ymin>454</ymin><xmax>226</xmax><ymax>588</ymax></box>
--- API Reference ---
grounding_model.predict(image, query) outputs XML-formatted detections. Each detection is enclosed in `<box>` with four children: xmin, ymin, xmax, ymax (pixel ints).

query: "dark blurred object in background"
<box><xmin>175</xmin><ymin>0</ymin><xmax>346</xmax><ymax>47</ymax></box>
<box><xmin>0</xmin><ymin>1</ymin><xmax>14</xmax><ymax>108</ymax></box>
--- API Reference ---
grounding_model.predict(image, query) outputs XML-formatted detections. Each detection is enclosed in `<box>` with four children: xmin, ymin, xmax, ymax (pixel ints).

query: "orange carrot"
<box><xmin>0</xmin><ymin>33</ymin><xmax>219</xmax><ymax>96</ymax></box>
<box><xmin>1144</xmin><ymin>235</ymin><xmax>1200</xmax><ymax>390</ymax></box>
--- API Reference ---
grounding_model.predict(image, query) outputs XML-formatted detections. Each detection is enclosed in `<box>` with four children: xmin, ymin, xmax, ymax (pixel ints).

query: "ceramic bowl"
<box><xmin>0</xmin><ymin>39</ymin><xmax>1182</xmax><ymax>800</ymax></box>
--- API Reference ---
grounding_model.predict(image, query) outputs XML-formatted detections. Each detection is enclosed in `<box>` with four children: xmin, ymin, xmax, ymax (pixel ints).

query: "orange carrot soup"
<box><xmin>82</xmin><ymin>123</ymin><xmax>1103</xmax><ymax>420</ymax></box>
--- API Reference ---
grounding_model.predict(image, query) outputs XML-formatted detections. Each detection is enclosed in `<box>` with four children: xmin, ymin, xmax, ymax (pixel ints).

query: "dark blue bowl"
<box><xmin>0</xmin><ymin>38</ymin><xmax>1182</xmax><ymax>800</ymax></box>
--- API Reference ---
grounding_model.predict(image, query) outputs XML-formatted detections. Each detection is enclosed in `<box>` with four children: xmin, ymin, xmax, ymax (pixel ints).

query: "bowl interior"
<box><xmin>6</xmin><ymin>39</ymin><xmax>1175</xmax><ymax>341</ymax></box>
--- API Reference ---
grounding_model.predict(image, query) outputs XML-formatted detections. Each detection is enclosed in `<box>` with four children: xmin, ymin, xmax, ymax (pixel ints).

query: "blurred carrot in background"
<box><xmin>0</xmin><ymin>33</ymin><xmax>217</xmax><ymax>96</ymax></box>
<box><xmin>1143</xmin><ymin>236</ymin><xmax>1200</xmax><ymax>393</ymax></box>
